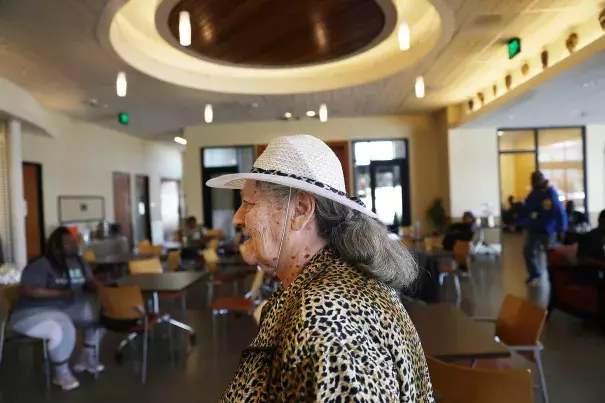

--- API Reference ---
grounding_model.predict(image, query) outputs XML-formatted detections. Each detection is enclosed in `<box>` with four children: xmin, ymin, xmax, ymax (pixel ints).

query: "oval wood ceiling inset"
<box><xmin>167</xmin><ymin>0</ymin><xmax>386</xmax><ymax>67</ymax></box>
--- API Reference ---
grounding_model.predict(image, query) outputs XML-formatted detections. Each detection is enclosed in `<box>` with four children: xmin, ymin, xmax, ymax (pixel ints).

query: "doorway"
<box><xmin>203</xmin><ymin>166</ymin><xmax>241</xmax><ymax>238</ymax></box>
<box><xmin>22</xmin><ymin>162</ymin><xmax>45</xmax><ymax>261</ymax></box>
<box><xmin>112</xmin><ymin>172</ymin><xmax>133</xmax><ymax>248</ymax></box>
<box><xmin>161</xmin><ymin>179</ymin><xmax>181</xmax><ymax>241</ymax></box>
<box><xmin>134</xmin><ymin>175</ymin><xmax>151</xmax><ymax>243</ymax></box>
<box><xmin>369</xmin><ymin>158</ymin><xmax>410</xmax><ymax>226</ymax></box>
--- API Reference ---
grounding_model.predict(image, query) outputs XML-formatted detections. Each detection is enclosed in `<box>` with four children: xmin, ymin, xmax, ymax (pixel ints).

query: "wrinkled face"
<box><xmin>233</xmin><ymin>181</ymin><xmax>288</xmax><ymax>273</ymax></box>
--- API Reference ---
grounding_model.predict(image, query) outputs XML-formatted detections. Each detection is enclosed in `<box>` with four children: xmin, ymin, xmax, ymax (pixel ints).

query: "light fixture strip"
<box><xmin>116</xmin><ymin>71</ymin><xmax>127</xmax><ymax>97</ymax></box>
<box><xmin>319</xmin><ymin>104</ymin><xmax>328</xmax><ymax>122</ymax></box>
<box><xmin>179</xmin><ymin>11</ymin><xmax>192</xmax><ymax>46</ymax></box>
<box><xmin>398</xmin><ymin>22</ymin><xmax>410</xmax><ymax>51</ymax></box>
<box><xmin>205</xmin><ymin>104</ymin><xmax>213</xmax><ymax>123</ymax></box>
<box><xmin>415</xmin><ymin>76</ymin><xmax>425</xmax><ymax>99</ymax></box>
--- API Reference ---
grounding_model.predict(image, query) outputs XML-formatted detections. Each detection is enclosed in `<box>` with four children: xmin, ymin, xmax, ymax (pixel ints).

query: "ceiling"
<box><xmin>167</xmin><ymin>0</ymin><xmax>388</xmax><ymax>67</ymax></box>
<box><xmin>0</xmin><ymin>0</ymin><xmax>601</xmax><ymax>138</ymax></box>
<box><xmin>465</xmin><ymin>50</ymin><xmax>605</xmax><ymax>129</ymax></box>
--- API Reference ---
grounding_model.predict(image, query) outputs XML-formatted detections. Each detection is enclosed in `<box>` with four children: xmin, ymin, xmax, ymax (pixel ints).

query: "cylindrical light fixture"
<box><xmin>398</xmin><ymin>22</ymin><xmax>410</xmax><ymax>51</ymax></box>
<box><xmin>415</xmin><ymin>76</ymin><xmax>425</xmax><ymax>99</ymax></box>
<box><xmin>179</xmin><ymin>11</ymin><xmax>192</xmax><ymax>46</ymax></box>
<box><xmin>319</xmin><ymin>104</ymin><xmax>328</xmax><ymax>122</ymax></box>
<box><xmin>174</xmin><ymin>136</ymin><xmax>187</xmax><ymax>145</ymax></box>
<box><xmin>204</xmin><ymin>104</ymin><xmax>213</xmax><ymax>123</ymax></box>
<box><xmin>116</xmin><ymin>72</ymin><xmax>127</xmax><ymax>97</ymax></box>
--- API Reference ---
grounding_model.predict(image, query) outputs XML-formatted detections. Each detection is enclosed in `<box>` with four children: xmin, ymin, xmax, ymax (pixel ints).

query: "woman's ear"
<box><xmin>291</xmin><ymin>192</ymin><xmax>315</xmax><ymax>231</ymax></box>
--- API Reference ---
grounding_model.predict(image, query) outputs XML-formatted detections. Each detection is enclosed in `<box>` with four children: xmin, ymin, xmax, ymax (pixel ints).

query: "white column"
<box><xmin>7</xmin><ymin>119</ymin><xmax>27</xmax><ymax>269</ymax></box>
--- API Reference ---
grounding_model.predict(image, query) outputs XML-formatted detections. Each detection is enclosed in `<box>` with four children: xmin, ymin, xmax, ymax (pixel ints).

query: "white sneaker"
<box><xmin>53</xmin><ymin>365</ymin><xmax>80</xmax><ymax>391</ymax></box>
<box><xmin>73</xmin><ymin>349</ymin><xmax>105</xmax><ymax>374</ymax></box>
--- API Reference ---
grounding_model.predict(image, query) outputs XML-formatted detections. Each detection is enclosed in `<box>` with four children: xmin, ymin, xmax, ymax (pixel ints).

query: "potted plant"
<box><xmin>426</xmin><ymin>198</ymin><xmax>449</xmax><ymax>234</ymax></box>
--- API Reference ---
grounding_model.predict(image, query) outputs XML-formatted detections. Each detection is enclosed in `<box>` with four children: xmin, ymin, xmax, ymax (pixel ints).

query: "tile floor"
<box><xmin>1</xmin><ymin>233</ymin><xmax>604</xmax><ymax>402</ymax></box>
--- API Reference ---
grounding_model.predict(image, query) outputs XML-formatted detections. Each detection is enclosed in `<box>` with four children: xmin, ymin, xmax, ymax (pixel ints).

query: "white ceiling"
<box><xmin>464</xmin><ymin>50</ymin><xmax>605</xmax><ymax>129</ymax></box>
<box><xmin>0</xmin><ymin>0</ymin><xmax>600</xmax><ymax>137</ymax></box>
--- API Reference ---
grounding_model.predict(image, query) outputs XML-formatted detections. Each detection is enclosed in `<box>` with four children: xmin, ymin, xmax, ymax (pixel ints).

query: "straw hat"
<box><xmin>206</xmin><ymin>135</ymin><xmax>377</xmax><ymax>218</ymax></box>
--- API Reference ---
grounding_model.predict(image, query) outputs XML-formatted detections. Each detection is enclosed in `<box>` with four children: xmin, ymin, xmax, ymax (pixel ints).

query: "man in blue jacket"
<box><xmin>520</xmin><ymin>171</ymin><xmax>567</xmax><ymax>286</ymax></box>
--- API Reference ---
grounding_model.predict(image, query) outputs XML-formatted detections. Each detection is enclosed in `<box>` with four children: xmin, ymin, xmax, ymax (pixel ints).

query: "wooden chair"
<box><xmin>211</xmin><ymin>268</ymin><xmax>265</xmax><ymax>343</ymax></box>
<box><xmin>129</xmin><ymin>258</ymin><xmax>163</xmax><ymax>274</ymax></box>
<box><xmin>83</xmin><ymin>250</ymin><xmax>96</xmax><ymax>262</ymax></box>
<box><xmin>203</xmin><ymin>248</ymin><xmax>245</xmax><ymax>305</ymax></box>
<box><xmin>427</xmin><ymin>356</ymin><xmax>533</xmax><ymax>403</ymax></box>
<box><xmin>438</xmin><ymin>241</ymin><xmax>473</xmax><ymax>305</ymax></box>
<box><xmin>473</xmin><ymin>294</ymin><xmax>549</xmax><ymax>403</ymax></box>
<box><xmin>165</xmin><ymin>250</ymin><xmax>182</xmax><ymax>272</ymax></box>
<box><xmin>98</xmin><ymin>285</ymin><xmax>171</xmax><ymax>384</ymax></box>
<box><xmin>137</xmin><ymin>239</ymin><xmax>151</xmax><ymax>251</ymax></box>
<box><xmin>0</xmin><ymin>285</ymin><xmax>52</xmax><ymax>392</ymax></box>
<box><xmin>139</xmin><ymin>244</ymin><xmax>163</xmax><ymax>257</ymax></box>
<box><xmin>205</xmin><ymin>229</ymin><xmax>225</xmax><ymax>239</ymax></box>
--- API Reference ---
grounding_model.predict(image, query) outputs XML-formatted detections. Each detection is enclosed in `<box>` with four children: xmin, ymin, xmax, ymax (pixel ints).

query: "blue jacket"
<box><xmin>519</xmin><ymin>185</ymin><xmax>567</xmax><ymax>234</ymax></box>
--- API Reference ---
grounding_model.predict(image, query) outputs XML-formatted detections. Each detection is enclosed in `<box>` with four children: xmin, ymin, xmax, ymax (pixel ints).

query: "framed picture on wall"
<box><xmin>58</xmin><ymin>196</ymin><xmax>105</xmax><ymax>223</ymax></box>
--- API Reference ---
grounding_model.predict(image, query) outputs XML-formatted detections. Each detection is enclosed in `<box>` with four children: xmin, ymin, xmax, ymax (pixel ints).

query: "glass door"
<box><xmin>369</xmin><ymin>159</ymin><xmax>410</xmax><ymax>226</ymax></box>
<box><xmin>203</xmin><ymin>166</ymin><xmax>241</xmax><ymax>238</ymax></box>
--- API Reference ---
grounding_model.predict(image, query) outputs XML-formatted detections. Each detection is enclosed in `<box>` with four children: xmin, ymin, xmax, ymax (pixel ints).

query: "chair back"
<box><xmin>165</xmin><ymin>250</ymin><xmax>181</xmax><ymax>272</ymax></box>
<box><xmin>83</xmin><ymin>250</ymin><xmax>96</xmax><ymax>262</ymax></box>
<box><xmin>253</xmin><ymin>299</ymin><xmax>268</xmax><ymax>326</ymax></box>
<box><xmin>98</xmin><ymin>285</ymin><xmax>144</xmax><ymax>320</ymax></box>
<box><xmin>139</xmin><ymin>244</ymin><xmax>163</xmax><ymax>256</ymax></box>
<box><xmin>129</xmin><ymin>258</ymin><xmax>163</xmax><ymax>274</ymax></box>
<box><xmin>453</xmin><ymin>241</ymin><xmax>472</xmax><ymax>266</ymax></box>
<box><xmin>202</xmin><ymin>248</ymin><xmax>219</xmax><ymax>273</ymax></box>
<box><xmin>547</xmin><ymin>245</ymin><xmax>577</xmax><ymax>267</ymax></box>
<box><xmin>138</xmin><ymin>239</ymin><xmax>151</xmax><ymax>250</ymax></box>
<box><xmin>207</xmin><ymin>238</ymin><xmax>220</xmax><ymax>252</ymax></box>
<box><xmin>247</xmin><ymin>268</ymin><xmax>265</xmax><ymax>301</ymax></box>
<box><xmin>1</xmin><ymin>285</ymin><xmax>20</xmax><ymax>313</ymax></box>
<box><xmin>495</xmin><ymin>294</ymin><xmax>547</xmax><ymax>350</ymax></box>
<box><xmin>206</xmin><ymin>229</ymin><xmax>225</xmax><ymax>239</ymax></box>
<box><xmin>427</xmin><ymin>356</ymin><xmax>533</xmax><ymax>403</ymax></box>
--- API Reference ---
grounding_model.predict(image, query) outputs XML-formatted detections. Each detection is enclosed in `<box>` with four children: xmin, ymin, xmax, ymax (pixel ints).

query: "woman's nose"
<box><xmin>233</xmin><ymin>205</ymin><xmax>245</xmax><ymax>227</ymax></box>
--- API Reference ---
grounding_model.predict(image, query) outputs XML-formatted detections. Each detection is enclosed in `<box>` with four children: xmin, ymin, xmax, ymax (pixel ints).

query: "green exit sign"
<box><xmin>118</xmin><ymin>112</ymin><xmax>129</xmax><ymax>126</ymax></box>
<box><xmin>508</xmin><ymin>37</ymin><xmax>521</xmax><ymax>59</ymax></box>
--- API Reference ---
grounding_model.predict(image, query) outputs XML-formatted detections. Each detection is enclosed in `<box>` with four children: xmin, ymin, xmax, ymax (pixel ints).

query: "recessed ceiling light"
<box><xmin>179</xmin><ymin>11</ymin><xmax>191</xmax><ymax>46</ymax></box>
<box><xmin>284</xmin><ymin>112</ymin><xmax>292</xmax><ymax>119</ymax></box>
<box><xmin>398</xmin><ymin>22</ymin><xmax>410</xmax><ymax>51</ymax></box>
<box><xmin>306</xmin><ymin>110</ymin><xmax>316</xmax><ymax>117</ymax></box>
<box><xmin>415</xmin><ymin>76</ymin><xmax>425</xmax><ymax>99</ymax></box>
<box><xmin>116</xmin><ymin>72</ymin><xmax>127</xmax><ymax>97</ymax></box>
<box><xmin>497</xmin><ymin>131</ymin><xmax>504</xmax><ymax>136</ymax></box>
<box><xmin>205</xmin><ymin>104</ymin><xmax>213</xmax><ymax>123</ymax></box>
<box><xmin>319</xmin><ymin>104</ymin><xmax>328</xmax><ymax>122</ymax></box>
<box><xmin>174</xmin><ymin>136</ymin><xmax>187</xmax><ymax>145</ymax></box>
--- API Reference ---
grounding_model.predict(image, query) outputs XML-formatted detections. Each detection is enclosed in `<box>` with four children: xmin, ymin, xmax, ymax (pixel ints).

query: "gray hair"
<box><xmin>255</xmin><ymin>182</ymin><xmax>418</xmax><ymax>289</ymax></box>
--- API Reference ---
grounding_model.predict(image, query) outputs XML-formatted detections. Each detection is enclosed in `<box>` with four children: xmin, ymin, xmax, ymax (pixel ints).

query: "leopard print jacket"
<box><xmin>221</xmin><ymin>248</ymin><xmax>434</xmax><ymax>402</ymax></box>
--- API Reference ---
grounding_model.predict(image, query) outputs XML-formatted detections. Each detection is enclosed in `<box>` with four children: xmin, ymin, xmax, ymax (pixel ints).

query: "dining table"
<box><xmin>407</xmin><ymin>303</ymin><xmax>510</xmax><ymax>362</ymax></box>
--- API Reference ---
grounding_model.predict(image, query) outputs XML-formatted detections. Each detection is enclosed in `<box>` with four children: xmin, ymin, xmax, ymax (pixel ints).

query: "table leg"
<box><xmin>152</xmin><ymin>292</ymin><xmax>159</xmax><ymax>313</ymax></box>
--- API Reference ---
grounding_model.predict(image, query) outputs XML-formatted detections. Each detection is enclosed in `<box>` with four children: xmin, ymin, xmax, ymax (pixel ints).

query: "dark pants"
<box><xmin>523</xmin><ymin>231</ymin><xmax>555</xmax><ymax>279</ymax></box>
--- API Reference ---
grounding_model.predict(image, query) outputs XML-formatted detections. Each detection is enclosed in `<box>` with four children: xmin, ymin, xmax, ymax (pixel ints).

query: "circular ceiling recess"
<box><xmin>167</xmin><ymin>0</ymin><xmax>386</xmax><ymax>67</ymax></box>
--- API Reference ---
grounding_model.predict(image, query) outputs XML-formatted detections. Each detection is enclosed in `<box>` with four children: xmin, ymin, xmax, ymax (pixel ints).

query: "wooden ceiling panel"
<box><xmin>167</xmin><ymin>0</ymin><xmax>386</xmax><ymax>67</ymax></box>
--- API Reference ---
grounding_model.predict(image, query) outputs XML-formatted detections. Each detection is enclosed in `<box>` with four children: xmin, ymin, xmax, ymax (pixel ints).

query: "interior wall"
<box><xmin>183</xmin><ymin>114</ymin><xmax>450</xmax><ymax>228</ymax></box>
<box><xmin>586</xmin><ymin>125</ymin><xmax>605</xmax><ymax>224</ymax></box>
<box><xmin>448</xmin><ymin>128</ymin><xmax>499</xmax><ymax>218</ymax></box>
<box><xmin>21</xmin><ymin>113</ymin><xmax>183</xmax><ymax>242</ymax></box>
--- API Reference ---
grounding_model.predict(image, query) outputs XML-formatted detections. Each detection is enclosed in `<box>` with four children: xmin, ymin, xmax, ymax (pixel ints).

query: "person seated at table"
<box><xmin>577</xmin><ymin>210</ymin><xmax>605</xmax><ymax>262</ymax></box>
<box><xmin>182</xmin><ymin>216</ymin><xmax>206</xmax><ymax>242</ymax></box>
<box><xmin>502</xmin><ymin>195</ymin><xmax>524</xmax><ymax>232</ymax></box>
<box><xmin>9</xmin><ymin>227</ymin><xmax>105</xmax><ymax>391</ymax></box>
<box><xmin>565</xmin><ymin>200</ymin><xmax>590</xmax><ymax>245</ymax></box>
<box><xmin>108</xmin><ymin>222</ymin><xmax>129</xmax><ymax>254</ymax></box>
<box><xmin>442</xmin><ymin>211</ymin><xmax>476</xmax><ymax>251</ymax></box>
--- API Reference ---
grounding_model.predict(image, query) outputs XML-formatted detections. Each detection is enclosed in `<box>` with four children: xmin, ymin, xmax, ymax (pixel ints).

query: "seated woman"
<box><xmin>577</xmin><ymin>210</ymin><xmax>605</xmax><ymax>262</ymax></box>
<box><xmin>565</xmin><ymin>200</ymin><xmax>590</xmax><ymax>245</ymax></box>
<box><xmin>9</xmin><ymin>227</ymin><xmax>105</xmax><ymax>391</ymax></box>
<box><xmin>442</xmin><ymin>211</ymin><xmax>476</xmax><ymax>251</ymax></box>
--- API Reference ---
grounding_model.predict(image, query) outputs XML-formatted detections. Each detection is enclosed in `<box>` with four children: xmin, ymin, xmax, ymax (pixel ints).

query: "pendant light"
<box><xmin>116</xmin><ymin>72</ymin><xmax>127</xmax><ymax>97</ymax></box>
<box><xmin>398</xmin><ymin>22</ymin><xmax>410</xmax><ymax>51</ymax></box>
<box><xmin>179</xmin><ymin>11</ymin><xmax>191</xmax><ymax>46</ymax></box>
<box><xmin>319</xmin><ymin>104</ymin><xmax>328</xmax><ymax>123</ymax></box>
<box><xmin>415</xmin><ymin>76</ymin><xmax>425</xmax><ymax>99</ymax></box>
<box><xmin>204</xmin><ymin>104</ymin><xmax>213</xmax><ymax>123</ymax></box>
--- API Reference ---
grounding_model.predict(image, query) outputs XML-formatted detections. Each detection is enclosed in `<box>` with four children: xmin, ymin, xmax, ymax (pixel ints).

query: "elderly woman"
<box><xmin>9</xmin><ymin>227</ymin><xmax>105</xmax><ymax>391</ymax></box>
<box><xmin>207</xmin><ymin>135</ymin><xmax>433</xmax><ymax>402</ymax></box>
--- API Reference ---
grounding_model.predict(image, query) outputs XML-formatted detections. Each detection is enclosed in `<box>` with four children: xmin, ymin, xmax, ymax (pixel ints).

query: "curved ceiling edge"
<box><xmin>0</xmin><ymin>79</ymin><xmax>57</xmax><ymax>138</ymax></box>
<box><xmin>99</xmin><ymin>0</ymin><xmax>456</xmax><ymax>95</ymax></box>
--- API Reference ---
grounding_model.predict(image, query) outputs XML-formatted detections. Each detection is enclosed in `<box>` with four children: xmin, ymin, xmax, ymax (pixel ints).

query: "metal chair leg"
<box><xmin>42</xmin><ymin>339</ymin><xmax>51</xmax><ymax>394</ymax></box>
<box><xmin>439</xmin><ymin>272</ymin><xmax>447</xmax><ymax>286</ymax></box>
<box><xmin>142</xmin><ymin>328</ymin><xmax>148</xmax><ymax>384</ymax></box>
<box><xmin>207</xmin><ymin>283</ymin><xmax>214</xmax><ymax>306</ymax></box>
<box><xmin>535</xmin><ymin>350</ymin><xmax>549</xmax><ymax>403</ymax></box>
<box><xmin>0</xmin><ymin>320</ymin><xmax>6</xmax><ymax>367</ymax></box>
<box><xmin>453</xmin><ymin>275</ymin><xmax>462</xmax><ymax>307</ymax></box>
<box><xmin>167</xmin><ymin>323</ymin><xmax>174</xmax><ymax>365</ymax></box>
